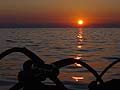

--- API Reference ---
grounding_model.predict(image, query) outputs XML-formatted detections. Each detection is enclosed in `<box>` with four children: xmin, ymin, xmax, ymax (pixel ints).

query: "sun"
<box><xmin>78</xmin><ymin>20</ymin><xmax>84</xmax><ymax>25</ymax></box>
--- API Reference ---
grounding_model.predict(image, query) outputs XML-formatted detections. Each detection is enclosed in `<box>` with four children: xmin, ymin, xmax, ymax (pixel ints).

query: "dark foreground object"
<box><xmin>0</xmin><ymin>47</ymin><xmax>119</xmax><ymax>90</ymax></box>
<box><xmin>89</xmin><ymin>79</ymin><xmax>120</xmax><ymax>90</ymax></box>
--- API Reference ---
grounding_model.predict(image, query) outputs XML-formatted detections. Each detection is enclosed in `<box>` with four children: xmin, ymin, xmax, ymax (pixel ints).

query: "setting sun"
<box><xmin>78</xmin><ymin>20</ymin><xmax>84</xmax><ymax>25</ymax></box>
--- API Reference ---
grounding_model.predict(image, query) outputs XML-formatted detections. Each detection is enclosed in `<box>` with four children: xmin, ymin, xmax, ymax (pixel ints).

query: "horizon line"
<box><xmin>0</xmin><ymin>23</ymin><xmax>120</xmax><ymax>28</ymax></box>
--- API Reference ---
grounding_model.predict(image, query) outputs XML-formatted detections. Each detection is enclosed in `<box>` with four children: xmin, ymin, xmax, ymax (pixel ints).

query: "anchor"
<box><xmin>0</xmin><ymin>47</ymin><xmax>119</xmax><ymax>90</ymax></box>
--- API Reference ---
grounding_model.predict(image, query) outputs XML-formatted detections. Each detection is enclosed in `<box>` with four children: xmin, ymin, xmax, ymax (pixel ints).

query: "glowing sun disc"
<box><xmin>78</xmin><ymin>20</ymin><xmax>83</xmax><ymax>25</ymax></box>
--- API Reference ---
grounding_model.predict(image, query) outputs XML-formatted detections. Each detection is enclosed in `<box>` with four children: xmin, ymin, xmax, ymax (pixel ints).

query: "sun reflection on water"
<box><xmin>73</xmin><ymin>28</ymin><xmax>84</xmax><ymax>82</ymax></box>
<box><xmin>77</xmin><ymin>28</ymin><xmax>83</xmax><ymax>49</ymax></box>
<box><xmin>72</xmin><ymin>76</ymin><xmax>84</xmax><ymax>82</ymax></box>
<box><xmin>74</xmin><ymin>63</ymin><xmax>82</xmax><ymax>67</ymax></box>
<box><xmin>74</xmin><ymin>28</ymin><xmax>83</xmax><ymax>66</ymax></box>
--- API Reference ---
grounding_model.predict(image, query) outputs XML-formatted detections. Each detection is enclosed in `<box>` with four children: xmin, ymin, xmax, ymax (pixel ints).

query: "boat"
<box><xmin>0</xmin><ymin>47</ymin><xmax>119</xmax><ymax>90</ymax></box>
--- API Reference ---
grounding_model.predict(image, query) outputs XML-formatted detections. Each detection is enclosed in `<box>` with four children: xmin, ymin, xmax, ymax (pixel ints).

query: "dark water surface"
<box><xmin>0</xmin><ymin>28</ymin><xmax>120</xmax><ymax>90</ymax></box>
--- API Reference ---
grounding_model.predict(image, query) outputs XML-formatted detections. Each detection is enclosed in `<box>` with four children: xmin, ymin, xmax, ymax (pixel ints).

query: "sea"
<box><xmin>0</xmin><ymin>28</ymin><xmax>120</xmax><ymax>90</ymax></box>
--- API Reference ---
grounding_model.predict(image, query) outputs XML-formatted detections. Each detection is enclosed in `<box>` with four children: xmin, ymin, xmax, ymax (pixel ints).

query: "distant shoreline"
<box><xmin>0</xmin><ymin>23</ymin><xmax>120</xmax><ymax>28</ymax></box>
<box><xmin>0</xmin><ymin>26</ymin><xmax>120</xmax><ymax>28</ymax></box>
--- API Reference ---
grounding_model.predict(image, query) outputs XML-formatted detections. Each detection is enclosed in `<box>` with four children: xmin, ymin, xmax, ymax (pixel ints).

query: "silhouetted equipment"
<box><xmin>0</xmin><ymin>47</ymin><xmax>119</xmax><ymax>90</ymax></box>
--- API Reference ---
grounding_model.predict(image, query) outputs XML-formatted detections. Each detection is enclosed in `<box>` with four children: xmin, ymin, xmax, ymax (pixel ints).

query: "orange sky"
<box><xmin>0</xmin><ymin>0</ymin><xmax>120</xmax><ymax>27</ymax></box>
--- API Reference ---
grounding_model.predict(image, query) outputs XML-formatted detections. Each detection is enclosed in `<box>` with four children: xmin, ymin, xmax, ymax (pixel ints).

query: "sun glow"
<box><xmin>78</xmin><ymin>20</ymin><xmax>84</xmax><ymax>25</ymax></box>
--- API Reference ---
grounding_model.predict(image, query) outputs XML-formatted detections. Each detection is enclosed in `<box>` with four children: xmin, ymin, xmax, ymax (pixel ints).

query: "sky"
<box><xmin>0</xmin><ymin>0</ymin><xmax>120</xmax><ymax>27</ymax></box>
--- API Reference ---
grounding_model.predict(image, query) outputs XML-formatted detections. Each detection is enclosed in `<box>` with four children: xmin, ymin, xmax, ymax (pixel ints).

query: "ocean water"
<box><xmin>0</xmin><ymin>28</ymin><xmax>120</xmax><ymax>90</ymax></box>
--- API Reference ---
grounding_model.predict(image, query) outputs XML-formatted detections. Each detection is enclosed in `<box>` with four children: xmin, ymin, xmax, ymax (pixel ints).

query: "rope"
<box><xmin>52</xmin><ymin>58</ymin><xmax>103</xmax><ymax>84</ymax></box>
<box><xmin>0</xmin><ymin>47</ymin><xmax>44</xmax><ymax>65</ymax></box>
